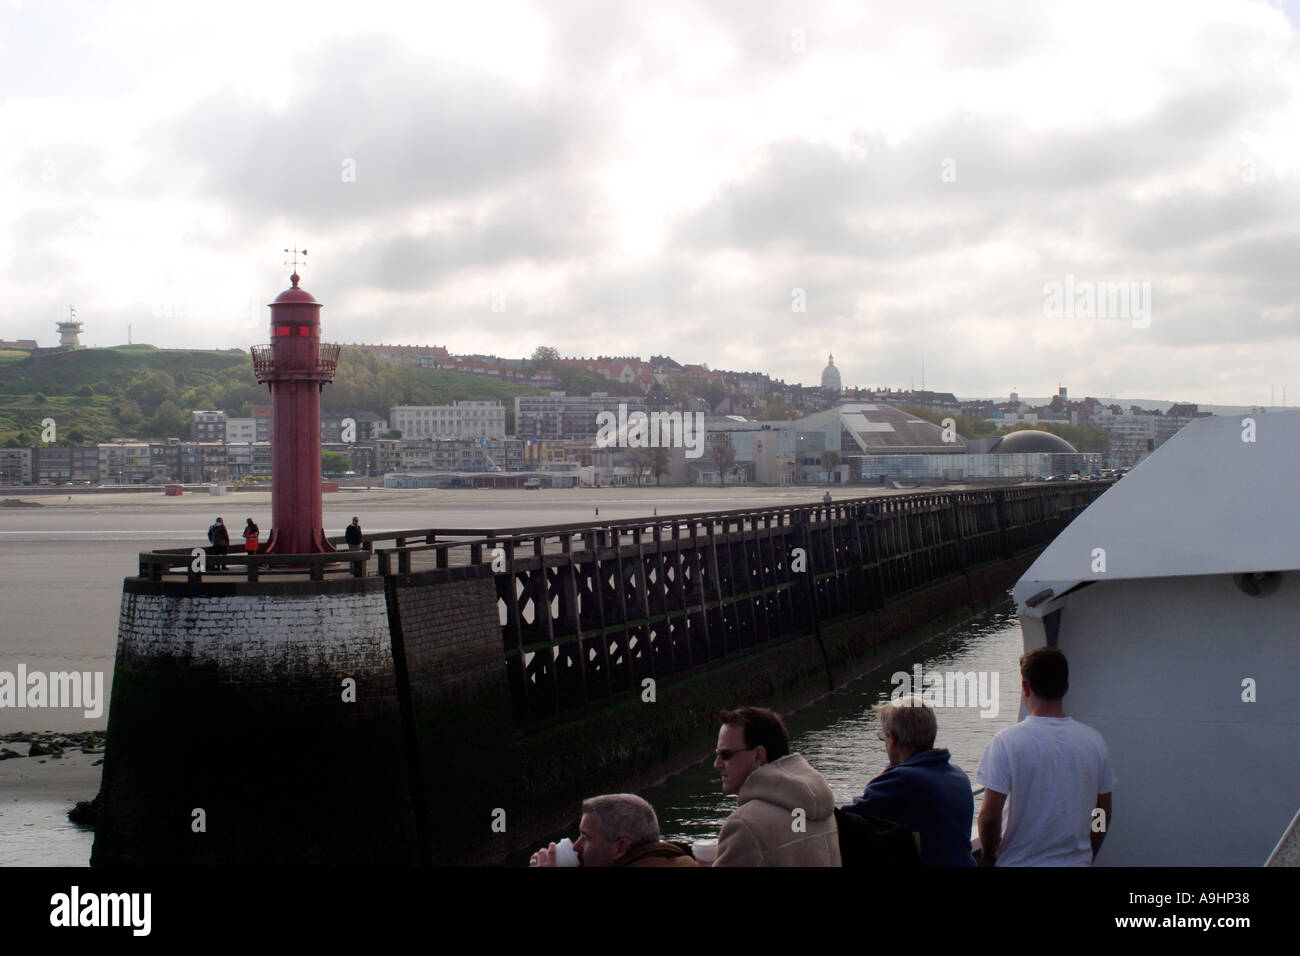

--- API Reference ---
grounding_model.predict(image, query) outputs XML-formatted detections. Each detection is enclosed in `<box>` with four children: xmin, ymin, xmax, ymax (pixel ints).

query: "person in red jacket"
<box><xmin>242</xmin><ymin>518</ymin><xmax>260</xmax><ymax>556</ymax></box>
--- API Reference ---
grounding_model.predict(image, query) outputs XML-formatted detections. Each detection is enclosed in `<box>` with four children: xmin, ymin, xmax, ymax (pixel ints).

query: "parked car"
<box><xmin>523</xmin><ymin>477</ymin><xmax>542</xmax><ymax>489</ymax></box>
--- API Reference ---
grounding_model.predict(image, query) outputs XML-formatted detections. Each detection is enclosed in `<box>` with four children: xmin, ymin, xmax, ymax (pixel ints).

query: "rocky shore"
<box><xmin>0</xmin><ymin>731</ymin><xmax>107</xmax><ymax>831</ymax></box>
<box><xmin>0</xmin><ymin>730</ymin><xmax>105</xmax><ymax>762</ymax></box>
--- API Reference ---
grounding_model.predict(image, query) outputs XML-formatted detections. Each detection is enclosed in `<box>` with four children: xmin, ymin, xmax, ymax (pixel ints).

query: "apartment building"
<box><xmin>515</xmin><ymin>393</ymin><xmax>648</xmax><ymax>441</ymax></box>
<box><xmin>389</xmin><ymin>401</ymin><xmax>505</xmax><ymax>440</ymax></box>
<box><xmin>190</xmin><ymin>410</ymin><xmax>227</xmax><ymax>441</ymax></box>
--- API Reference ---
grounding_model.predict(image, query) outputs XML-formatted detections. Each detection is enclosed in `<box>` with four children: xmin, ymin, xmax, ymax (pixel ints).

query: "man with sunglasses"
<box><xmin>711</xmin><ymin>706</ymin><xmax>840</xmax><ymax>866</ymax></box>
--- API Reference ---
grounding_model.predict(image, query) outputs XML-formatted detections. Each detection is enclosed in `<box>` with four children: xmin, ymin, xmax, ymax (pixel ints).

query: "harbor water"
<box><xmin>644</xmin><ymin>599</ymin><xmax>1022</xmax><ymax>843</ymax></box>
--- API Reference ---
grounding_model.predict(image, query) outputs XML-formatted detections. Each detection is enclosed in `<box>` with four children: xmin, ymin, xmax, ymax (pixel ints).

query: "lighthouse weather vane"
<box><xmin>283</xmin><ymin>247</ymin><xmax>308</xmax><ymax>281</ymax></box>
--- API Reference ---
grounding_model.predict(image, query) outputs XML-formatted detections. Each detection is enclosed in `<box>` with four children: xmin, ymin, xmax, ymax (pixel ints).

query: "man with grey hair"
<box><xmin>530</xmin><ymin>793</ymin><xmax>697</xmax><ymax>867</ymax></box>
<box><xmin>839</xmin><ymin>696</ymin><xmax>976</xmax><ymax>866</ymax></box>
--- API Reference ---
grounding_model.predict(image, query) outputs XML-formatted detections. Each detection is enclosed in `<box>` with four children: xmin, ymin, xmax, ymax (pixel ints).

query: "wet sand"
<box><xmin>0</xmin><ymin>746</ymin><xmax>102</xmax><ymax>867</ymax></box>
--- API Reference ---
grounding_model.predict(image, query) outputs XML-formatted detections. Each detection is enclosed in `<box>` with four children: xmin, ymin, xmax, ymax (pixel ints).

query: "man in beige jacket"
<box><xmin>711</xmin><ymin>706</ymin><xmax>841</xmax><ymax>866</ymax></box>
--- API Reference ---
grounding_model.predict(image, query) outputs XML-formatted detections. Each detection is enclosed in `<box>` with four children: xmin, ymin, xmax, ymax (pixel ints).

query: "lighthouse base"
<box><xmin>93</xmin><ymin>566</ymin><xmax>514</xmax><ymax>866</ymax></box>
<box><xmin>261</xmin><ymin>526</ymin><xmax>335</xmax><ymax>556</ymax></box>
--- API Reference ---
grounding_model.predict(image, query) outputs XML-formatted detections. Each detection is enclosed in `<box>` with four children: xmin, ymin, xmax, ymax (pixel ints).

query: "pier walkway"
<box><xmin>135</xmin><ymin>482</ymin><xmax>1109</xmax><ymax>730</ymax></box>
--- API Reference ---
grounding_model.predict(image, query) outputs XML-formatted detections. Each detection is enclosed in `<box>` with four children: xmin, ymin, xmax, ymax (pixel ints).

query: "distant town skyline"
<box><xmin>4</xmin><ymin>1</ymin><xmax>1300</xmax><ymax>406</ymax></box>
<box><xmin>1</xmin><ymin>327</ymin><xmax>1284</xmax><ymax>412</ymax></box>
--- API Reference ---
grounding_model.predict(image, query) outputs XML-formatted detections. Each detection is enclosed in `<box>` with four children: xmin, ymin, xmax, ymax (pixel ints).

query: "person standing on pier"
<box><xmin>242</xmin><ymin>518</ymin><xmax>260</xmax><ymax>556</ymax></box>
<box><xmin>344</xmin><ymin>516</ymin><xmax>363</xmax><ymax>550</ymax></box>
<box><xmin>975</xmin><ymin>647</ymin><xmax>1116</xmax><ymax>866</ymax></box>
<box><xmin>711</xmin><ymin>707</ymin><xmax>841</xmax><ymax>866</ymax></box>
<box><xmin>207</xmin><ymin>517</ymin><xmax>229</xmax><ymax>570</ymax></box>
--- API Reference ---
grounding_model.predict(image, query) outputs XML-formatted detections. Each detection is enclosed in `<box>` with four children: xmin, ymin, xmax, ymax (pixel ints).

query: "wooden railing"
<box><xmin>137</xmin><ymin>547</ymin><xmax>370</xmax><ymax>582</ymax></box>
<box><xmin>133</xmin><ymin>482</ymin><xmax>1111</xmax><ymax>727</ymax></box>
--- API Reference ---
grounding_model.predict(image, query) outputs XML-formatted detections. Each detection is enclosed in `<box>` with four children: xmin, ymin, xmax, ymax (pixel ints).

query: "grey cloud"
<box><xmin>676</xmin><ymin>75</ymin><xmax>1271</xmax><ymax>259</ymax></box>
<box><xmin>143</xmin><ymin>33</ymin><xmax>597</xmax><ymax>230</ymax></box>
<box><xmin>329</xmin><ymin>177</ymin><xmax>615</xmax><ymax>291</ymax></box>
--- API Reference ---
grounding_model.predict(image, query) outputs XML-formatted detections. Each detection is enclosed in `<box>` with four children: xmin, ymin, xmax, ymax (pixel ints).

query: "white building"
<box><xmin>389</xmin><ymin>401</ymin><xmax>505</xmax><ymax>440</ymax></box>
<box><xmin>225</xmin><ymin>417</ymin><xmax>257</xmax><ymax>443</ymax></box>
<box><xmin>1094</xmin><ymin>408</ymin><xmax>1156</xmax><ymax>468</ymax></box>
<box><xmin>57</xmin><ymin>319</ymin><xmax>83</xmax><ymax>348</ymax></box>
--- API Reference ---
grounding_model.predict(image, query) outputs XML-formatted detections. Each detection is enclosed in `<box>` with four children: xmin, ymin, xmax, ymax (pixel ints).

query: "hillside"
<box><xmin>0</xmin><ymin>345</ymin><xmax>246</xmax><ymax>395</ymax></box>
<box><xmin>0</xmin><ymin>345</ymin><xmax>622</xmax><ymax>445</ymax></box>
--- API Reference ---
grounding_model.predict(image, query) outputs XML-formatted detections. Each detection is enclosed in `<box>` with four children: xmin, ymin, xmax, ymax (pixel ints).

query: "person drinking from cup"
<box><xmin>529</xmin><ymin>794</ymin><xmax>697</xmax><ymax>867</ymax></box>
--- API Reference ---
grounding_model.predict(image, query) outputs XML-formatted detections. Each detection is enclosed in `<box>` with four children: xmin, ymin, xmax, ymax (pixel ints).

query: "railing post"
<box><xmin>796</xmin><ymin>517</ymin><xmax>834</xmax><ymax>692</ymax></box>
<box><xmin>995</xmin><ymin>489</ymin><xmax>1012</xmax><ymax>558</ymax></box>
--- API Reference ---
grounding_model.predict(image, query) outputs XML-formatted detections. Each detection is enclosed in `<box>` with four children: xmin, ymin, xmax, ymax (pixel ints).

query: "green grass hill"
<box><xmin>0</xmin><ymin>345</ymin><xmax>630</xmax><ymax>445</ymax></box>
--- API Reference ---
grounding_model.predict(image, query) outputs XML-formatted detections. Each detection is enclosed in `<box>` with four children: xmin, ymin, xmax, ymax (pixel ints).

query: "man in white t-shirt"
<box><xmin>975</xmin><ymin>646</ymin><xmax>1116</xmax><ymax>866</ymax></box>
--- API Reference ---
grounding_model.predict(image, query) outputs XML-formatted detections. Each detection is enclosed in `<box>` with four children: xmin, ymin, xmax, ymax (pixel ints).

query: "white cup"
<box><xmin>554</xmin><ymin>837</ymin><xmax>580</xmax><ymax>867</ymax></box>
<box><xmin>693</xmin><ymin>839</ymin><xmax>718</xmax><ymax>864</ymax></box>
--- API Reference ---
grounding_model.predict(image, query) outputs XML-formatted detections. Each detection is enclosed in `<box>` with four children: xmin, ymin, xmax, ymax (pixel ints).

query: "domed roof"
<box><xmin>992</xmin><ymin>429</ymin><xmax>1078</xmax><ymax>454</ymax></box>
<box><xmin>821</xmin><ymin>353</ymin><xmax>842</xmax><ymax>392</ymax></box>
<box><xmin>271</xmin><ymin>273</ymin><xmax>320</xmax><ymax>306</ymax></box>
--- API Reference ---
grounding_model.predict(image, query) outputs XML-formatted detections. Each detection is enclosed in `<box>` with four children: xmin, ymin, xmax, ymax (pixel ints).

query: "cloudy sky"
<box><xmin>3</xmin><ymin>0</ymin><xmax>1300</xmax><ymax>405</ymax></box>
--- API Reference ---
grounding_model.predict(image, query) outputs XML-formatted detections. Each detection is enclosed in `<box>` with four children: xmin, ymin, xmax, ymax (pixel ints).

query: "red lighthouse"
<box><xmin>252</xmin><ymin>264</ymin><xmax>340</xmax><ymax>555</ymax></box>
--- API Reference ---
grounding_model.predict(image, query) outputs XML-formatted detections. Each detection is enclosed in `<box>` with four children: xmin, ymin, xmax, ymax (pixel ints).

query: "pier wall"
<box><xmin>504</xmin><ymin>547</ymin><xmax>1040</xmax><ymax>856</ymax></box>
<box><xmin>96</xmin><ymin>484</ymin><xmax>1108</xmax><ymax>865</ymax></box>
<box><xmin>383</xmin><ymin>565</ymin><xmax>516</xmax><ymax>864</ymax></box>
<box><xmin>92</xmin><ymin>579</ymin><xmax>418</xmax><ymax>865</ymax></box>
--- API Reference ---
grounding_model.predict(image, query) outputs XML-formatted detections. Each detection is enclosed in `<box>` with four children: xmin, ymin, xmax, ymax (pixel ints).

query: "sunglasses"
<box><xmin>713</xmin><ymin>747</ymin><xmax>755</xmax><ymax>761</ymax></box>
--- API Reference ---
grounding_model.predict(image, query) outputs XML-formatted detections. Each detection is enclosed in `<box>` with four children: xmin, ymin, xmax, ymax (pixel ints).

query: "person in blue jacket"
<box><xmin>841</xmin><ymin>696</ymin><xmax>977</xmax><ymax>866</ymax></box>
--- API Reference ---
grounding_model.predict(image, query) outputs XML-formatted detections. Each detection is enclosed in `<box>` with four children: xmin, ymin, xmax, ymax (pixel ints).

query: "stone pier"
<box><xmin>93</xmin><ymin>483</ymin><xmax>1108</xmax><ymax>865</ymax></box>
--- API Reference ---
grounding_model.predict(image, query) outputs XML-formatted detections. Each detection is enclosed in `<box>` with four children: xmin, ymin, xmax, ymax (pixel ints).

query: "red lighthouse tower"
<box><xmin>252</xmin><ymin>261</ymin><xmax>340</xmax><ymax>555</ymax></box>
